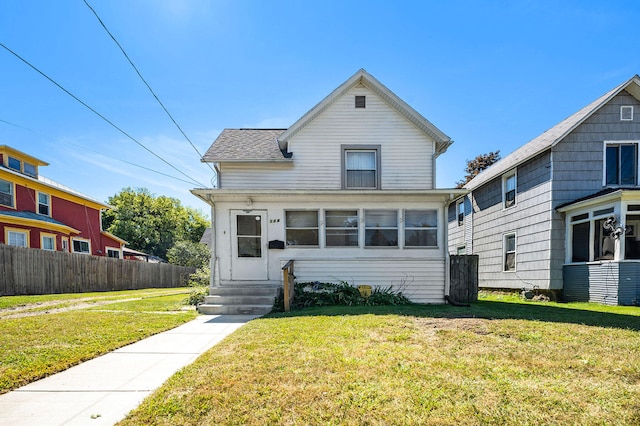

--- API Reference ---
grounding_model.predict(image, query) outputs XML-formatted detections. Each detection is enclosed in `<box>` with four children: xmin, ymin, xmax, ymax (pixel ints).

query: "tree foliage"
<box><xmin>167</xmin><ymin>240</ymin><xmax>210</xmax><ymax>268</ymax></box>
<box><xmin>456</xmin><ymin>151</ymin><xmax>501</xmax><ymax>188</ymax></box>
<box><xmin>102</xmin><ymin>187</ymin><xmax>209</xmax><ymax>260</ymax></box>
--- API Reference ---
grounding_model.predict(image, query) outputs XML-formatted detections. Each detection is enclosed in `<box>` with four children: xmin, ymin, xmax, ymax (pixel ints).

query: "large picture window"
<box><xmin>285</xmin><ymin>211</ymin><xmax>319</xmax><ymax>246</ymax></box>
<box><xmin>325</xmin><ymin>210</ymin><xmax>359</xmax><ymax>247</ymax></box>
<box><xmin>342</xmin><ymin>145</ymin><xmax>381</xmax><ymax>189</ymax></box>
<box><xmin>0</xmin><ymin>179</ymin><xmax>14</xmax><ymax>207</ymax></box>
<box><xmin>605</xmin><ymin>142</ymin><xmax>638</xmax><ymax>186</ymax></box>
<box><xmin>365</xmin><ymin>210</ymin><xmax>398</xmax><ymax>247</ymax></box>
<box><xmin>404</xmin><ymin>210</ymin><xmax>438</xmax><ymax>247</ymax></box>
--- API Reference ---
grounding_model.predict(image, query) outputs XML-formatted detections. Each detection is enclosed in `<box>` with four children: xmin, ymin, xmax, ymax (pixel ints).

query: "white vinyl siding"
<box><xmin>219</xmin><ymin>87</ymin><xmax>436</xmax><ymax>190</ymax></box>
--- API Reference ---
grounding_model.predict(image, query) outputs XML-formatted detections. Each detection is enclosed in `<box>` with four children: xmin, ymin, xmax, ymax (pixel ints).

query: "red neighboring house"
<box><xmin>0</xmin><ymin>145</ymin><xmax>126</xmax><ymax>257</ymax></box>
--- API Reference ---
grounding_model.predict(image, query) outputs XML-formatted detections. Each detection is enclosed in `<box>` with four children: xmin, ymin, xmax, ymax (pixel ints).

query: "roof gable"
<box><xmin>466</xmin><ymin>75</ymin><xmax>640</xmax><ymax>190</ymax></box>
<box><xmin>277</xmin><ymin>69</ymin><xmax>453</xmax><ymax>156</ymax></box>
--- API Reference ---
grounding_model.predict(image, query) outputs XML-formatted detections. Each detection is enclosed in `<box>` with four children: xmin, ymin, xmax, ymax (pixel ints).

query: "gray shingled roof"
<box><xmin>202</xmin><ymin>129</ymin><xmax>288</xmax><ymax>162</ymax></box>
<box><xmin>466</xmin><ymin>76</ymin><xmax>640</xmax><ymax>190</ymax></box>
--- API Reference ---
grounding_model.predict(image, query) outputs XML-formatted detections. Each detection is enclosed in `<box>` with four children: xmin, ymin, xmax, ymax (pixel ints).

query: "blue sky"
<box><xmin>2</xmin><ymin>1</ymin><xmax>639</xmax><ymax>215</ymax></box>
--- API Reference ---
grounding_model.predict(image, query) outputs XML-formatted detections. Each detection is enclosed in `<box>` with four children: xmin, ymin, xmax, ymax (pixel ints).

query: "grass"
<box><xmin>120</xmin><ymin>294</ymin><xmax>640</xmax><ymax>426</ymax></box>
<box><xmin>0</xmin><ymin>288</ymin><xmax>197</xmax><ymax>393</ymax></box>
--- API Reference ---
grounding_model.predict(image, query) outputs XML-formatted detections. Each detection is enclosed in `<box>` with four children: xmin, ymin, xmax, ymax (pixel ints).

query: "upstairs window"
<box><xmin>621</xmin><ymin>106</ymin><xmax>634</xmax><ymax>121</ymax></box>
<box><xmin>605</xmin><ymin>142</ymin><xmax>638</xmax><ymax>186</ymax></box>
<box><xmin>8</xmin><ymin>157</ymin><xmax>21</xmax><ymax>172</ymax></box>
<box><xmin>0</xmin><ymin>179</ymin><xmax>14</xmax><ymax>208</ymax></box>
<box><xmin>38</xmin><ymin>193</ymin><xmax>50</xmax><ymax>216</ymax></box>
<box><xmin>342</xmin><ymin>145</ymin><xmax>381</xmax><ymax>189</ymax></box>
<box><xmin>503</xmin><ymin>171</ymin><xmax>517</xmax><ymax>208</ymax></box>
<box><xmin>355</xmin><ymin>95</ymin><xmax>366</xmax><ymax>108</ymax></box>
<box><xmin>457</xmin><ymin>199</ymin><xmax>464</xmax><ymax>226</ymax></box>
<box><xmin>23</xmin><ymin>162</ymin><xmax>36</xmax><ymax>177</ymax></box>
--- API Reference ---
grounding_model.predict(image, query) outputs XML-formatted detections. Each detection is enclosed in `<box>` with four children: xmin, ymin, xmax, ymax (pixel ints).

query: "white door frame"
<box><xmin>230</xmin><ymin>210</ymin><xmax>268</xmax><ymax>280</ymax></box>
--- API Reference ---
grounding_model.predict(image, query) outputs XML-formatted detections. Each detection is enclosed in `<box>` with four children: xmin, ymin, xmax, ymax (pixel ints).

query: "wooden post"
<box><xmin>282</xmin><ymin>260</ymin><xmax>295</xmax><ymax>312</ymax></box>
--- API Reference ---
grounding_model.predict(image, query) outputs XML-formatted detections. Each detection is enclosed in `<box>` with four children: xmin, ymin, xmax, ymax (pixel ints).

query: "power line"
<box><xmin>0</xmin><ymin>118</ymin><xmax>200</xmax><ymax>185</ymax></box>
<box><xmin>0</xmin><ymin>41</ymin><xmax>207</xmax><ymax>188</ymax></box>
<box><xmin>83</xmin><ymin>0</ymin><xmax>218</xmax><ymax>181</ymax></box>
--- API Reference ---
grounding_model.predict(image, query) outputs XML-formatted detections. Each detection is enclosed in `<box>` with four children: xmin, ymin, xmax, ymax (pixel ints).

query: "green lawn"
<box><xmin>120</xmin><ymin>295</ymin><xmax>640</xmax><ymax>426</ymax></box>
<box><xmin>0</xmin><ymin>288</ymin><xmax>197</xmax><ymax>393</ymax></box>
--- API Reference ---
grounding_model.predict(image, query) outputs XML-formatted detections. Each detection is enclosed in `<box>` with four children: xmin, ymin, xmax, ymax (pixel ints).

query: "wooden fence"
<box><xmin>449</xmin><ymin>255</ymin><xmax>479</xmax><ymax>304</ymax></box>
<box><xmin>0</xmin><ymin>244</ymin><xmax>195</xmax><ymax>296</ymax></box>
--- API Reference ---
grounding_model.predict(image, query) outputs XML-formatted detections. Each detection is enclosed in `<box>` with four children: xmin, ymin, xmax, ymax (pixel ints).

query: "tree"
<box><xmin>167</xmin><ymin>240</ymin><xmax>210</xmax><ymax>268</ymax></box>
<box><xmin>102</xmin><ymin>187</ymin><xmax>209</xmax><ymax>260</ymax></box>
<box><xmin>456</xmin><ymin>151</ymin><xmax>501</xmax><ymax>188</ymax></box>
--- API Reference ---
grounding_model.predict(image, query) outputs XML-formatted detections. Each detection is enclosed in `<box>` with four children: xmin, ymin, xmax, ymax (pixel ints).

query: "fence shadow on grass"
<box><xmin>266</xmin><ymin>300</ymin><xmax>640</xmax><ymax>332</ymax></box>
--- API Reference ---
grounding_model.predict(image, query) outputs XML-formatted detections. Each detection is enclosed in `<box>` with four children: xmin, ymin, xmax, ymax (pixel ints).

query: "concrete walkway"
<box><xmin>0</xmin><ymin>315</ymin><xmax>259</xmax><ymax>426</ymax></box>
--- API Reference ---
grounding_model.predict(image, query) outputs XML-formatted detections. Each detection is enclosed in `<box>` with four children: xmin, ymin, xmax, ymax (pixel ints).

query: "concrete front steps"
<box><xmin>197</xmin><ymin>282</ymin><xmax>281</xmax><ymax>315</ymax></box>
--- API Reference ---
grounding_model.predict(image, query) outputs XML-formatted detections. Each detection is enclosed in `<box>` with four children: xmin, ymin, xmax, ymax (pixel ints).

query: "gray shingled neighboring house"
<box><xmin>448</xmin><ymin>75</ymin><xmax>640</xmax><ymax>305</ymax></box>
<box><xmin>192</xmin><ymin>69</ymin><xmax>466</xmax><ymax>314</ymax></box>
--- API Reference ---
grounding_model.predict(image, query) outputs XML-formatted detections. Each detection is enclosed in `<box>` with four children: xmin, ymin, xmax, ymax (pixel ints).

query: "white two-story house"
<box><xmin>192</xmin><ymin>69</ymin><xmax>465</xmax><ymax>313</ymax></box>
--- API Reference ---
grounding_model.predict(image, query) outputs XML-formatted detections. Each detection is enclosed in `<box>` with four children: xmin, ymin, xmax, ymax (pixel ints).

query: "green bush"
<box><xmin>273</xmin><ymin>281</ymin><xmax>412</xmax><ymax>312</ymax></box>
<box><xmin>184</xmin><ymin>266</ymin><xmax>210</xmax><ymax>305</ymax></box>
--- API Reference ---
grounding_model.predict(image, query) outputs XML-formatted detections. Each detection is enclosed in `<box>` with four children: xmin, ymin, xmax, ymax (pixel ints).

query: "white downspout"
<box><xmin>443</xmin><ymin>194</ymin><xmax>453</xmax><ymax>299</ymax></box>
<box><xmin>207</xmin><ymin>195</ymin><xmax>220</xmax><ymax>290</ymax></box>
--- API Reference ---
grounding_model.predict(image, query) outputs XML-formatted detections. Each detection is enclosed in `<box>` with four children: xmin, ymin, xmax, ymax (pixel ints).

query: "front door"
<box><xmin>231</xmin><ymin>211</ymin><xmax>268</xmax><ymax>280</ymax></box>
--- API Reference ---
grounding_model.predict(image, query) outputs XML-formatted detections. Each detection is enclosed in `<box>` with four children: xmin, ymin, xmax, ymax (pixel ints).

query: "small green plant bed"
<box><xmin>272</xmin><ymin>281</ymin><xmax>412</xmax><ymax>312</ymax></box>
<box><xmin>121</xmin><ymin>302</ymin><xmax>640</xmax><ymax>425</ymax></box>
<box><xmin>0</xmin><ymin>288</ymin><xmax>197</xmax><ymax>394</ymax></box>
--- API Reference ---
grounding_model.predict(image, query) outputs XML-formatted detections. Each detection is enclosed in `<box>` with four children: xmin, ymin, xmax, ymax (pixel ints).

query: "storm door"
<box><xmin>231</xmin><ymin>211</ymin><xmax>268</xmax><ymax>280</ymax></box>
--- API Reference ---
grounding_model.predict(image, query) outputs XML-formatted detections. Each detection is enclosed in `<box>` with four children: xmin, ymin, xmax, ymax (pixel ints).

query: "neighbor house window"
<box><xmin>61</xmin><ymin>239</ymin><xmax>69</xmax><ymax>252</ymax></box>
<box><xmin>325</xmin><ymin>210</ymin><xmax>359</xmax><ymax>247</ymax></box>
<box><xmin>0</xmin><ymin>179</ymin><xmax>14</xmax><ymax>208</ymax></box>
<box><xmin>457</xmin><ymin>199</ymin><xmax>464</xmax><ymax>226</ymax></box>
<box><xmin>342</xmin><ymin>145</ymin><xmax>381</xmax><ymax>189</ymax></box>
<box><xmin>504</xmin><ymin>233</ymin><xmax>516</xmax><ymax>271</ymax></box>
<box><xmin>7</xmin><ymin>230</ymin><xmax>28</xmax><ymax>247</ymax></box>
<box><xmin>38</xmin><ymin>192</ymin><xmax>50</xmax><ymax>216</ymax></box>
<box><xmin>365</xmin><ymin>210</ymin><xmax>398</xmax><ymax>247</ymax></box>
<box><xmin>107</xmin><ymin>248</ymin><xmax>121</xmax><ymax>258</ymax></box>
<box><xmin>23</xmin><ymin>162</ymin><xmax>37</xmax><ymax>177</ymax></box>
<box><xmin>621</xmin><ymin>106</ymin><xmax>634</xmax><ymax>121</ymax></box>
<box><xmin>605</xmin><ymin>142</ymin><xmax>638</xmax><ymax>186</ymax></box>
<box><xmin>41</xmin><ymin>234</ymin><xmax>55</xmax><ymax>251</ymax></box>
<box><xmin>503</xmin><ymin>170</ymin><xmax>517</xmax><ymax>208</ymax></box>
<box><xmin>8</xmin><ymin>157</ymin><xmax>21</xmax><ymax>172</ymax></box>
<box><xmin>568</xmin><ymin>207</ymin><xmax>618</xmax><ymax>263</ymax></box>
<box><xmin>625</xmin><ymin>210</ymin><xmax>640</xmax><ymax>260</ymax></box>
<box><xmin>285</xmin><ymin>211</ymin><xmax>319</xmax><ymax>246</ymax></box>
<box><xmin>72</xmin><ymin>238</ymin><xmax>90</xmax><ymax>254</ymax></box>
<box><xmin>404</xmin><ymin>209</ymin><xmax>438</xmax><ymax>247</ymax></box>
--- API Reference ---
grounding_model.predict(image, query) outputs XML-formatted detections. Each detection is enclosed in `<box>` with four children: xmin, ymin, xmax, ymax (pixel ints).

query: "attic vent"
<box><xmin>355</xmin><ymin>95</ymin><xmax>366</xmax><ymax>108</ymax></box>
<box><xmin>621</xmin><ymin>106</ymin><xmax>633</xmax><ymax>121</ymax></box>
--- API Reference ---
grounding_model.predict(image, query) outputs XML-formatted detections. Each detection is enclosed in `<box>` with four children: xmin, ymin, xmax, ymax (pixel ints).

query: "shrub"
<box><xmin>184</xmin><ymin>266</ymin><xmax>209</xmax><ymax>305</ymax></box>
<box><xmin>273</xmin><ymin>281</ymin><xmax>412</xmax><ymax>312</ymax></box>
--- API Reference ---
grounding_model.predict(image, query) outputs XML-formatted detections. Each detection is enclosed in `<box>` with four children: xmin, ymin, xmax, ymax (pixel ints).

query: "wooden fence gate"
<box><xmin>449</xmin><ymin>255</ymin><xmax>479</xmax><ymax>304</ymax></box>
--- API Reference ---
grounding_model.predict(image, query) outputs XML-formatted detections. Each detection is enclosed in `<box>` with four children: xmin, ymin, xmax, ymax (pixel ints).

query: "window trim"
<box><xmin>71</xmin><ymin>237</ymin><xmax>91</xmax><ymax>255</ymax></box>
<box><xmin>503</xmin><ymin>232</ymin><xmax>516</xmax><ymax>272</ymax></box>
<box><xmin>621</xmin><ymin>105</ymin><xmax>634</xmax><ymax>121</ymax></box>
<box><xmin>38</xmin><ymin>192</ymin><xmax>51</xmax><ymax>216</ymax></box>
<box><xmin>41</xmin><ymin>233</ymin><xmax>56</xmax><ymax>251</ymax></box>
<box><xmin>403</xmin><ymin>209</ymin><xmax>438</xmax><ymax>248</ymax></box>
<box><xmin>106</xmin><ymin>247</ymin><xmax>121</xmax><ymax>258</ymax></box>
<box><xmin>6</xmin><ymin>228</ymin><xmax>29</xmax><ymax>248</ymax></box>
<box><xmin>603</xmin><ymin>140</ymin><xmax>639</xmax><ymax>187</ymax></box>
<box><xmin>502</xmin><ymin>169</ymin><xmax>517</xmax><ymax>209</ymax></box>
<box><xmin>364</xmin><ymin>209</ymin><xmax>399</xmax><ymax>248</ymax></box>
<box><xmin>0</xmin><ymin>178</ymin><xmax>15</xmax><ymax>208</ymax></box>
<box><xmin>341</xmin><ymin>145</ymin><xmax>382</xmax><ymax>190</ymax></box>
<box><xmin>285</xmin><ymin>210</ymin><xmax>319</xmax><ymax>247</ymax></box>
<box><xmin>456</xmin><ymin>199</ymin><xmax>464</xmax><ymax>226</ymax></box>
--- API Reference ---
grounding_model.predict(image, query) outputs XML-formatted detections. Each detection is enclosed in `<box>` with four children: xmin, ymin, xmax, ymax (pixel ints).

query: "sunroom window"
<box><xmin>365</xmin><ymin>210</ymin><xmax>398</xmax><ymax>247</ymax></box>
<box><xmin>325</xmin><ymin>210</ymin><xmax>359</xmax><ymax>247</ymax></box>
<box><xmin>404</xmin><ymin>210</ymin><xmax>438</xmax><ymax>247</ymax></box>
<box><xmin>285</xmin><ymin>211</ymin><xmax>319</xmax><ymax>246</ymax></box>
